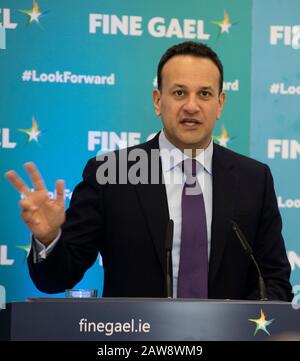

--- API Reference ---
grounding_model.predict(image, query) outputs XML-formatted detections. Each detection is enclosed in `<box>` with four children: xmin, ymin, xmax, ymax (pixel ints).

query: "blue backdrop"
<box><xmin>0</xmin><ymin>0</ymin><xmax>298</xmax><ymax>302</ymax></box>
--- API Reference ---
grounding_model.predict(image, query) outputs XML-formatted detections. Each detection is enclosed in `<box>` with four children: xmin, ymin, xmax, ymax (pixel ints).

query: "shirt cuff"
<box><xmin>32</xmin><ymin>229</ymin><xmax>62</xmax><ymax>262</ymax></box>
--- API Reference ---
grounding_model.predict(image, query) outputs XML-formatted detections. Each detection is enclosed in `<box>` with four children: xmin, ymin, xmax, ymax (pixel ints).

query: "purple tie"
<box><xmin>177</xmin><ymin>158</ymin><xmax>208</xmax><ymax>298</ymax></box>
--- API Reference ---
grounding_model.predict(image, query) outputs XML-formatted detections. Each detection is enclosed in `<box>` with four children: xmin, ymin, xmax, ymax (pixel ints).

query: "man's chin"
<box><xmin>177</xmin><ymin>136</ymin><xmax>208</xmax><ymax>150</ymax></box>
<box><xmin>164</xmin><ymin>131</ymin><xmax>210</xmax><ymax>150</ymax></box>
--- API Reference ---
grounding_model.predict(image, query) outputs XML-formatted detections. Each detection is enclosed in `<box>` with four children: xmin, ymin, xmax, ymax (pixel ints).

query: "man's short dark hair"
<box><xmin>157</xmin><ymin>41</ymin><xmax>224</xmax><ymax>93</ymax></box>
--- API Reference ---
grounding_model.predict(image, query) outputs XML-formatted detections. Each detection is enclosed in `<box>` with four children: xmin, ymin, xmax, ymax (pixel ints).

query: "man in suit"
<box><xmin>6</xmin><ymin>41</ymin><xmax>292</xmax><ymax>301</ymax></box>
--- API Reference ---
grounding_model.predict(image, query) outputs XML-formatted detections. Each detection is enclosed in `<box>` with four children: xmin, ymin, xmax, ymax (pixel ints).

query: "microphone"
<box><xmin>165</xmin><ymin>219</ymin><xmax>174</xmax><ymax>298</ymax></box>
<box><xmin>231</xmin><ymin>220</ymin><xmax>268</xmax><ymax>301</ymax></box>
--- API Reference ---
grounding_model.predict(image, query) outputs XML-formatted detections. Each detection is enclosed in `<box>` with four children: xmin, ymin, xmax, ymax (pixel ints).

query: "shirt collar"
<box><xmin>159</xmin><ymin>129</ymin><xmax>213</xmax><ymax>175</ymax></box>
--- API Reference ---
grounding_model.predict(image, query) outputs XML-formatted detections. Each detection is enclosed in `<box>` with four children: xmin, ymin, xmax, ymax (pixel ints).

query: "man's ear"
<box><xmin>152</xmin><ymin>89</ymin><xmax>161</xmax><ymax>116</ymax></box>
<box><xmin>217</xmin><ymin>91</ymin><xmax>226</xmax><ymax>120</ymax></box>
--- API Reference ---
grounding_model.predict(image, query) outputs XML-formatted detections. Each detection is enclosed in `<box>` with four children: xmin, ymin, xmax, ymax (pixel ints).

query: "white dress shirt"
<box><xmin>159</xmin><ymin>130</ymin><xmax>213</xmax><ymax>297</ymax></box>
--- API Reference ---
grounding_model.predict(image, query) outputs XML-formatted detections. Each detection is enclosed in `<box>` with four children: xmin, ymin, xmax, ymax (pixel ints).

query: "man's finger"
<box><xmin>55</xmin><ymin>179</ymin><xmax>65</xmax><ymax>202</ymax></box>
<box><xmin>5</xmin><ymin>171</ymin><xmax>31</xmax><ymax>197</ymax></box>
<box><xmin>21</xmin><ymin>210</ymin><xmax>34</xmax><ymax>224</ymax></box>
<box><xmin>19</xmin><ymin>199</ymin><xmax>38</xmax><ymax>212</ymax></box>
<box><xmin>24</xmin><ymin>162</ymin><xmax>47</xmax><ymax>191</ymax></box>
<box><xmin>21</xmin><ymin>210</ymin><xmax>40</xmax><ymax>226</ymax></box>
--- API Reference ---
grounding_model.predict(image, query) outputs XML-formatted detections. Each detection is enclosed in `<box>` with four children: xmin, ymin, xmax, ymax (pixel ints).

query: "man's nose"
<box><xmin>182</xmin><ymin>95</ymin><xmax>200</xmax><ymax>113</ymax></box>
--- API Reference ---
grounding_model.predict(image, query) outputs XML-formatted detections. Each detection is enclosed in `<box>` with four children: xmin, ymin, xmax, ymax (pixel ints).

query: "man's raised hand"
<box><xmin>5</xmin><ymin>162</ymin><xmax>66</xmax><ymax>246</ymax></box>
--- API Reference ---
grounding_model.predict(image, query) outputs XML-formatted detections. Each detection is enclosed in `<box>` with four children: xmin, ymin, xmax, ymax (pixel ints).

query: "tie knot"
<box><xmin>182</xmin><ymin>158</ymin><xmax>200</xmax><ymax>177</ymax></box>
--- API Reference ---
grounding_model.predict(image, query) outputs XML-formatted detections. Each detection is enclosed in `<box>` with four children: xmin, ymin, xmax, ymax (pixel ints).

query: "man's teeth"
<box><xmin>182</xmin><ymin>120</ymin><xmax>198</xmax><ymax>125</ymax></box>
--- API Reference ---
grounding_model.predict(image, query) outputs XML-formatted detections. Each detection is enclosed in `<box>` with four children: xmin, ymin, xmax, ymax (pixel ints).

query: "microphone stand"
<box><xmin>165</xmin><ymin>220</ymin><xmax>174</xmax><ymax>298</ymax></box>
<box><xmin>231</xmin><ymin>220</ymin><xmax>268</xmax><ymax>301</ymax></box>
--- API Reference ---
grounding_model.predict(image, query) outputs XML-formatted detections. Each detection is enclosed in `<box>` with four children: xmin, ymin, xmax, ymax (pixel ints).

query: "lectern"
<box><xmin>0</xmin><ymin>299</ymin><xmax>299</xmax><ymax>341</ymax></box>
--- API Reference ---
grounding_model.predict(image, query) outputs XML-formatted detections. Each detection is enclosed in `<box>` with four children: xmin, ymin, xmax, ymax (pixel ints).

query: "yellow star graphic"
<box><xmin>18</xmin><ymin>116</ymin><xmax>41</xmax><ymax>142</ymax></box>
<box><xmin>214</xmin><ymin>125</ymin><xmax>230</xmax><ymax>147</ymax></box>
<box><xmin>16</xmin><ymin>244</ymin><xmax>31</xmax><ymax>258</ymax></box>
<box><xmin>249</xmin><ymin>309</ymin><xmax>274</xmax><ymax>336</ymax></box>
<box><xmin>20</xmin><ymin>0</ymin><xmax>42</xmax><ymax>24</ymax></box>
<box><xmin>212</xmin><ymin>10</ymin><xmax>233</xmax><ymax>34</ymax></box>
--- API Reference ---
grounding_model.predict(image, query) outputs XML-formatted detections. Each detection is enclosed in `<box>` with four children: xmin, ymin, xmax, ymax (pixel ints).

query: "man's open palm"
<box><xmin>5</xmin><ymin>162</ymin><xmax>65</xmax><ymax>245</ymax></box>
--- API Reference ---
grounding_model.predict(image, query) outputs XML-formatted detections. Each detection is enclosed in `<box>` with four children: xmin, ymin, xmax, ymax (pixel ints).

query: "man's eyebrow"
<box><xmin>199</xmin><ymin>86</ymin><xmax>214</xmax><ymax>91</ymax></box>
<box><xmin>171</xmin><ymin>83</ymin><xmax>186</xmax><ymax>88</ymax></box>
<box><xmin>171</xmin><ymin>84</ymin><xmax>215</xmax><ymax>91</ymax></box>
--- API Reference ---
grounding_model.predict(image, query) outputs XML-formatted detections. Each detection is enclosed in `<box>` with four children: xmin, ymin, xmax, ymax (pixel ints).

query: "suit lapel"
<box><xmin>134</xmin><ymin>137</ymin><xmax>239</xmax><ymax>285</ymax></box>
<box><xmin>134</xmin><ymin>134</ymin><xmax>170</xmax><ymax>275</ymax></box>
<box><xmin>208</xmin><ymin>144</ymin><xmax>237</xmax><ymax>289</ymax></box>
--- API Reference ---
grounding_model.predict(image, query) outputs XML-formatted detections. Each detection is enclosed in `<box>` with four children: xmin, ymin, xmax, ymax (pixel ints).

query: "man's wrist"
<box><xmin>36</xmin><ymin>230</ymin><xmax>60</xmax><ymax>247</ymax></box>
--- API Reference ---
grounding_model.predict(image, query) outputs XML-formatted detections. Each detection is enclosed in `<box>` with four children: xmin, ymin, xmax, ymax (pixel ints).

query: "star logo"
<box><xmin>19</xmin><ymin>0</ymin><xmax>47</xmax><ymax>25</ymax></box>
<box><xmin>18</xmin><ymin>116</ymin><xmax>42</xmax><ymax>143</ymax></box>
<box><xmin>249</xmin><ymin>309</ymin><xmax>274</xmax><ymax>336</ymax></box>
<box><xmin>213</xmin><ymin>125</ymin><xmax>234</xmax><ymax>147</ymax></box>
<box><xmin>16</xmin><ymin>244</ymin><xmax>31</xmax><ymax>260</ymax></box>
<box><xmin>211</xmin><ymin>10</ymin><xmax>237</xmax><ymax>37</ymax></box>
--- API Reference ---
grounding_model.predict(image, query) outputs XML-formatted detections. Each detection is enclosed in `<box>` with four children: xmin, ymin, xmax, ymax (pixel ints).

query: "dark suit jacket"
<box><xmin>28</xmin><ymin>133</ymin><xmax>292</xmax><ymax>301</ymax></box>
